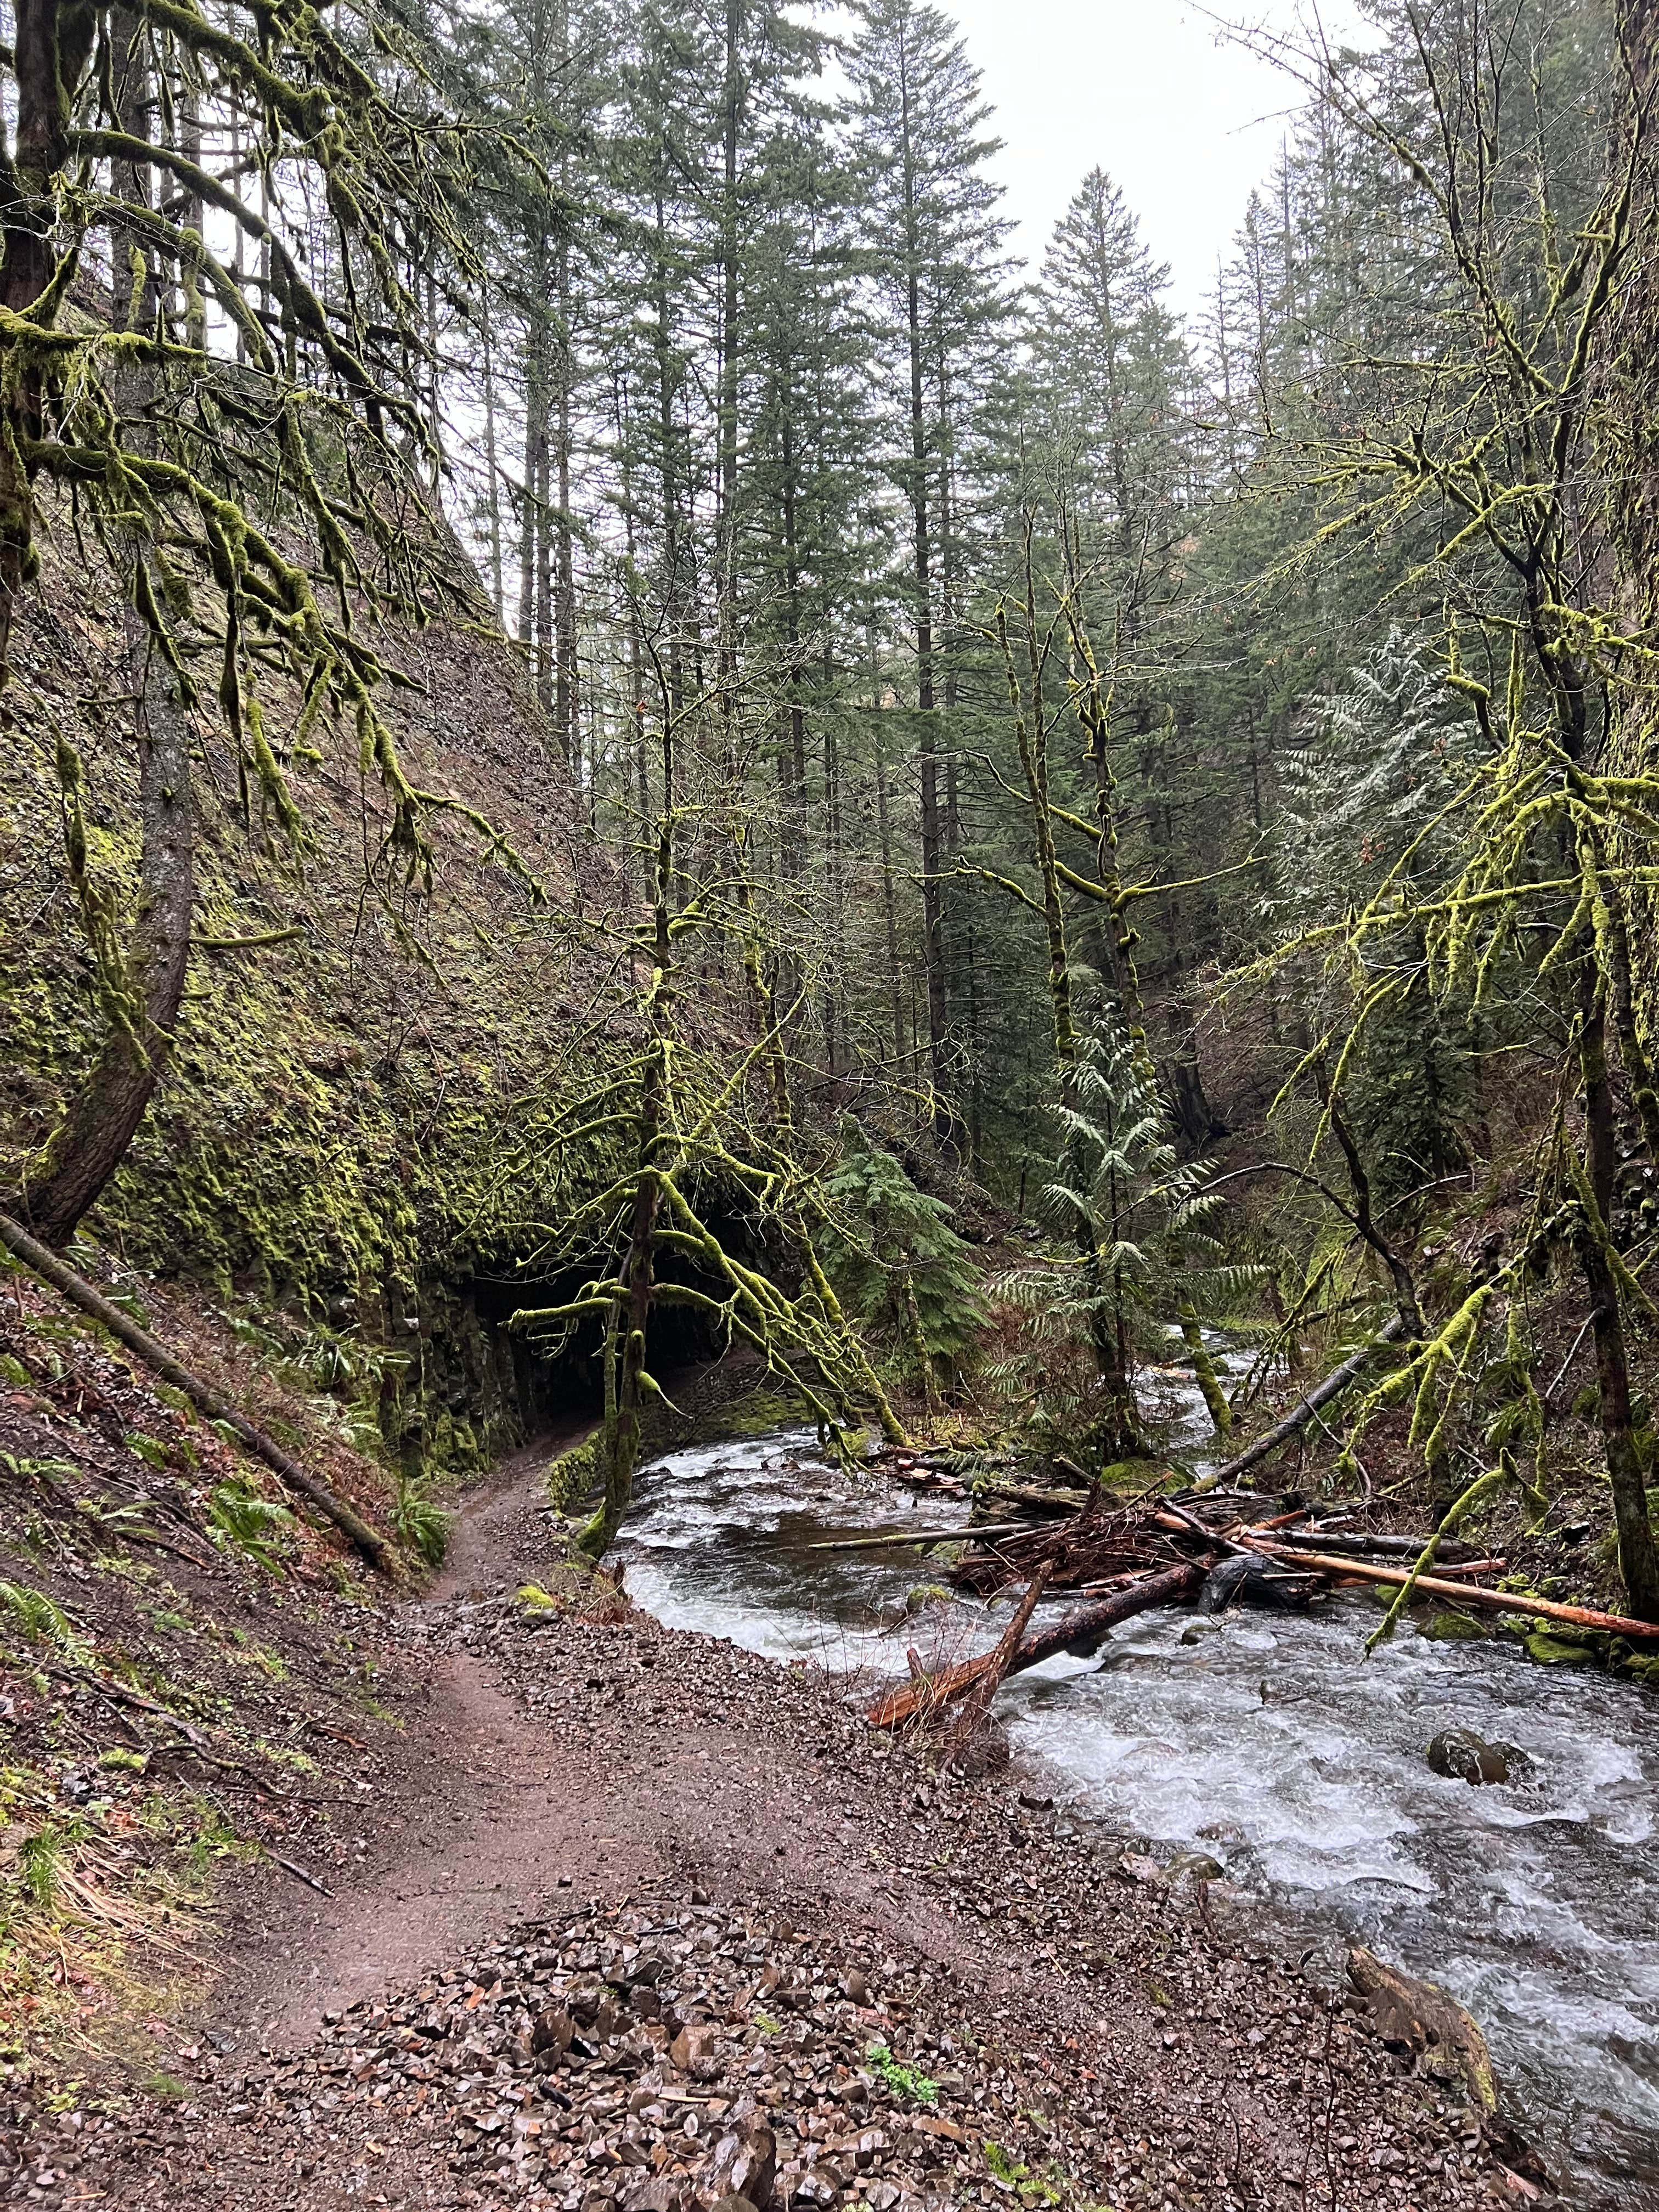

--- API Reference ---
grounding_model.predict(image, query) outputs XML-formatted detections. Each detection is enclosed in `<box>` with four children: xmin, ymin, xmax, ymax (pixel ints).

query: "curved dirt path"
<box><xmin>217</xmin><ymin>1426</ymin><xmax>667</xmax><ymax>2045</ymax></box>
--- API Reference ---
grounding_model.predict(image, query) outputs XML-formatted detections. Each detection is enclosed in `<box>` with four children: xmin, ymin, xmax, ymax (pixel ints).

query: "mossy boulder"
<box><xmin>1525</xmin><ymin>1629</ymin><xmax>1599</xmax><ymax>1666</ymax></box>
<box><xmin>903</xmin><ymin>1583</ymin><xmax>954</xmax><ymax>1615</ymax></box>
<box><xmin>1418</xmin><ymin>1609</ymin><xmax>1491</xmax><ymax>1642</ymax></box>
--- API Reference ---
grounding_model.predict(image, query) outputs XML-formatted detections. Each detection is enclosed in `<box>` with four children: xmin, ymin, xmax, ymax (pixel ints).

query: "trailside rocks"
<box><xmin>198</xmin><ymin>1892</ymin><xmax>1064</xmax><ymax>2212</ymax></box>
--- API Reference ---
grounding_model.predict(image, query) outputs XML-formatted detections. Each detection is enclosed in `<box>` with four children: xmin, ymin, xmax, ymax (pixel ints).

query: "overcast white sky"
<box><xmin>940</xmin><ymin>1</ymin><xmax>1360</xmax><ymax>319</ymax></box>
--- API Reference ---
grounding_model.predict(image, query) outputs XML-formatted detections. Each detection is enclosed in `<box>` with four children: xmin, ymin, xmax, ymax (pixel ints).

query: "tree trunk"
<box><xmin>897</xmin><ymin>41</ymin><xmax>951</xmax><ymax>1141</ymax></box>
<box><xmin>0</xmin><ymin>0</ymin><xmax>99</xmax><ymax>670</ymax></box>
<box><xmin>823</xmin><ymin>641</ymin><xmax>846</xmax><ymax>1076</ymax></box>
<box><xmin>715</xmin><ymin>0</ymin><xmax>743</xmax><ymax>729</ymax></box>
<box><xmin>481</xmin><ymin>303</ymin><xmax>506</xmax><ymax>622</ymax></box>
<box><xmin>872</xmin><ymin>666</ymin><xmax>907</xmax><ymax>1068</ymax></box>
<box><xmin>868</xmin><ymin>1561</ymin><xmax>1204</xmax><ymax>1728</ymax></box>
<box><xmin>0</xmin><ymin>1210</ymin><xmax>392</xmax><ymax>1571</ymax></box>
<box><xmin>16</xmin><ymin>577</ymin><xmax>193</xmax><ymax>1245</ymax></box>
<box><xmin>1577</xmin><ymin>969</ymin><xmax>1659</xmax><ymax>1619</ymax></box>
<box><xmin>554</xmin><ymin>263</ymin><xmax>577</xmax><ymax>763</ymax></box>
<box><xmin>1603</xmin><ymin>3</ymin><xmax>1659</xmax><ymax>1060</ymax></box>
<box><xmin>652</xmin><ymin>196</ymin><xmax>685</xmax><ymax>720</ymax></box>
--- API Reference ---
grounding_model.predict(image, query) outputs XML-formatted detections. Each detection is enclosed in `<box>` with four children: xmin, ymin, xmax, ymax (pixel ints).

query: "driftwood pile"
<box><xmin>867</xmin><ymin>1480</ymin><xmax>1659</xmax><ymax>1734</ymax></box>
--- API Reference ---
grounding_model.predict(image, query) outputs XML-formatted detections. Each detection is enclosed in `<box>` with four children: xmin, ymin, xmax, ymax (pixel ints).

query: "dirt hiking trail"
<box><xmin>23</xmin><ymin>1432</ymin><xmax>1516</xmax><ymax>2211</ymax></box>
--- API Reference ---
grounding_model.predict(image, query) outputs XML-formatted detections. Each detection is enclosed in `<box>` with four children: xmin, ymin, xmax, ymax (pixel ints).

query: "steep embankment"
<box><xmin>0</xmin><ymin>512</ymin><xmax>628</xmax><ymax>1480</ymax></box>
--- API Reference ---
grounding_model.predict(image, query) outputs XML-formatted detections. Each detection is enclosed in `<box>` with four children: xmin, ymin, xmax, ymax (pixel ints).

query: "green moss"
<box><xmin>547</xmin><ymin>1432</ymin><xmax>600</xmax><ymax>1515</ymax></box>
<box><xmin>1417</xmin><ymin>1609</ymin><xmax>1491</xmax><ymax>1641</ymax></box>
<box><xmin>678</xmin><ymin>1384</ymin><xmax>811</xmax><ymax>1448</ymax></box>
<box><xmin>903</xmin><ymin>1584</ymin><xmax>953</xmax><ymax>1613</ymax></box>
<box><xmin>1525</xmin><ymin>1630</ymin><xmax>1600</xmax><ymax>1666</ymax></box>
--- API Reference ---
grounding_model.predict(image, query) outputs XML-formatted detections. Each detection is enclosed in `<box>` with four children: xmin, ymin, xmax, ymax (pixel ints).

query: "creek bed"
<box><xmin>618</xmin><ymin>1426</ymin><xmax>1659</xmax><ymax>2208</ymax></box>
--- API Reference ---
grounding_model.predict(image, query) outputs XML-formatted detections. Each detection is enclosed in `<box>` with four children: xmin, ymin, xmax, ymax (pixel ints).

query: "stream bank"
<box><xmin>15</xmin><ymin>1432</ymin><xmax>1503</xmax><ymax>2212</ymax></box>
<box><xmin>614</xmin><ymin>1428</ymin><xmax>1659</xmax><ymax>2210</ymax></box>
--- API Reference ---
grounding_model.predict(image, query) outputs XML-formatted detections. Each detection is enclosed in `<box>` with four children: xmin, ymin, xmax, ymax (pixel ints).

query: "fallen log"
<box><xmin>1251</xmin><ymin>1540</ymin><xmax>1659</xmax><ymax>1638</ymax></box>
<box><xmin>945</xmin><ymin>1563</ymin><xmax>1051</xmax><ymax>1759</ymax></box>
<box><xmin>1200</xmin><ymin>1315</ymin><xmax>1406</xmax><ymax>1487</ymax></box>
<box><xmin>1245</xmin><ymin>1525</ymin><xmax>1486</xmax><ymax>1565</ymax></box>
<box><xmin>868</xmin><ymin>1560</ymin><xmax>1204</xmax><ymax>1728</ymax></box>
<box><xmin>975</xmin><ymin>1479</ymin><xmax>1092</xmax><ymax>1515</ymax></box>
<box><xmin>806</xmin><ymin>1521</ymin><xmax>1029</xmax><ymax>1553</ymax></box>
<box><xmin>0</xmin><ymin>1210</ymin><xmax>394</xmax><ymax>1575</ymax></box>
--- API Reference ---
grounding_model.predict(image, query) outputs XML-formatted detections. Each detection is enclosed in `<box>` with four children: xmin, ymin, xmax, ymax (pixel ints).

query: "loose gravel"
<box><xmin>6</xmin><ymin>1457</ymin><xmax>1527</xmax><ymax>2210</ymax></box>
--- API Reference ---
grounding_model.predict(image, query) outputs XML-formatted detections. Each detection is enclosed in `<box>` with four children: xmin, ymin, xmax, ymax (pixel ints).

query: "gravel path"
<box><xmin>14</xmin><ymin>1443</ymin><xmax>1528</xmax><ymax>2210</ymax></box>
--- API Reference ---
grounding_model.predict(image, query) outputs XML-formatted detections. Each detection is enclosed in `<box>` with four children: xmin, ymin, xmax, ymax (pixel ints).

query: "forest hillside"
<box><xmin>2</xmin><ymin>1</ymin><xmax>1658</xmax><ymax>2208</ymax></box>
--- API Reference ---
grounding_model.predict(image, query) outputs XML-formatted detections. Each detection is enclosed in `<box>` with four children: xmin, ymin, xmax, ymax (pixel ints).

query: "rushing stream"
<box><xmin>617</xmin><ymin>1416</ymin><xmax>1659</xmax><ymax>2208</ymax></box>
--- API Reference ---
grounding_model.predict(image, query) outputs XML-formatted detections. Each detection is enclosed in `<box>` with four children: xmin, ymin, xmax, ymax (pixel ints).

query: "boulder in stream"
<box><xmin>902</xmin><ymin>1583</ymin><xmax>954</xmax><ymax>1615</ymax></box>
<box><xmin>1426</xmin><ymin>1728</ymin><xmax>1511</xmax><ymax>1785</ymax></box>
<box><xmin>1417</xmin><ymin>1609</ymin><xmax>1491</xmax><ymax>1642</ymax></box>
<box><xmin>1199</xmin><ymin>1555</ymin><xmax>1254</xmax><ymax>1612</ymax></box>
<box><xmin>1524</xmin><ymin>1629</ymin><xmax>1599</xmax><ymax>1666</ymax></box>
<box><xmin>1200</xmin><ymin>1551</ymin><xmax>1312</xmax><ymax>1612</ymax></box>
<box><xmin>1161</xmin><ymin>1849</ymin><xmax>1225</xmax><ymax>1887</ymax></box>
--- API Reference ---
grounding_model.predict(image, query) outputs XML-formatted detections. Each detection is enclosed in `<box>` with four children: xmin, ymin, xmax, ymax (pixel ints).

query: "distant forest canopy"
<box><xmin>402</xmin><ymin>0</ymin><xmax>1648</xmax><ymax>1168</ymax></box>
<box><xmin>7</xmin><ymin>0</ymin><xmax>1659</xmax><ymax>1616</ymax></box>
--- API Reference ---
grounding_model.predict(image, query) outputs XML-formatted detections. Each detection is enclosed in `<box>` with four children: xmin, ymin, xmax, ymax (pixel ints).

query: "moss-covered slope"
<box><xmin>0</xmin><ymin>515</ymin><xmax>633</xmax><ymax>1474</ymax></box>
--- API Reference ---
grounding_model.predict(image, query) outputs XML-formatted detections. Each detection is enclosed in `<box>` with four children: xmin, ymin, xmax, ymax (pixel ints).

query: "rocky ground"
<box><xmin>4</xmin><ymin>1435</ymin><xmax>1540</xmax><ymax>2212</ymax></box>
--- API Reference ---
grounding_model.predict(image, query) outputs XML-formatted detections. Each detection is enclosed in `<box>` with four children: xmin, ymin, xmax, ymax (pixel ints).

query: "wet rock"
<box><xmin>1525</xmin><ymin>1630</ymin><xmax>1598</xmax><ymax>1667</ymax></box>
<box><xmin>902</xmin><ymin>1583</ymin><xmax>953</xmax><ymax>1615</ymax></box>
<box><xmin>1163</xmin><ymin>1850</ymin><xmax>1224</xmax><ymax>1886</ymax></box>
<box><xmin>1418</xmin><ymin>1610</ymin><xmax>1491</xmax><ymax>1643</ymax></box>
<box><xmin>1347</xmin><ymin>1946</ymin><xmax>1496</xmax><ymax>2112</ymax></box>
<box><xmin>1200</xmin><ymin>1554</ymin><xmax>1304</xmax><ymax>1612</ymax></box>
<box><xmin>1200</xmin><ymin>1555</ymin><xmax>1254</xmax><ymax>1613</ymax></box>
<box><xmin>1426</xmin><ymin>1730</ymin><xmax>1510</xmax><ymax>1785</ymax></box>
<box><xmin>1481</xmin><ymin>2110</ymin><xmax>1551</xmax><ymax>2190</ymax></box>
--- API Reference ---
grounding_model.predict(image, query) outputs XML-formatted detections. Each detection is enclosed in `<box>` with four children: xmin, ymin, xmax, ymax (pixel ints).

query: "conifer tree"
<box><xmin>847</xmin><ymin>0</ymin><xmax>1011</xmax><ymax>1141</ymax></box>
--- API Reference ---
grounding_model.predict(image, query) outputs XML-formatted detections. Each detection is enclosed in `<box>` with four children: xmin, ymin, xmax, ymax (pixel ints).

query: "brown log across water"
<box><xmin>868</xmin><ymin>1560</ymin><xmax>1204</xmax><ymax>1729</ymax></box>
<box><xmin>1252</xmin><ymin>1541</ymin><xmax>1659</xmax><ymax>1638</ymax></box>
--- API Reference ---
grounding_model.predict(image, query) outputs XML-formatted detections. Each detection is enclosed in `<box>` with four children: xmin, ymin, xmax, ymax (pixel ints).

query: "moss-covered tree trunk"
<box><xmin>581</xmin><ymin>1121</ymin><xmax>660</xmax><ymax>1561</ymax></box>
<box><xmin>578</xmin><ymin>791</ymin><xmax>673</xmax><ymax>1560</ymax></box>
<box><xmin>0</xmin><ymin>0</ymin><xmax>99</xmax><ymax>669</ymax></box>
<box><xmin>1577</xmin><ymin>973</ymin><xmax>1659</xmax><ymax>1621</ymax></box>
<box><xmin>16</xmin><ymin>575</ymin><xmax>193</xmax><ymax>1246</ymax></box>
<box><xmin>1578</xmin><ymin>8</ymin><xmax>1659</xmax><ymax>1619</ymax></box>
